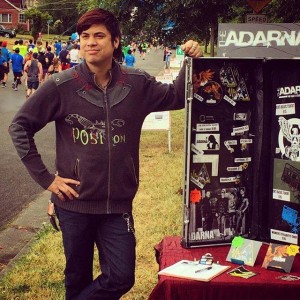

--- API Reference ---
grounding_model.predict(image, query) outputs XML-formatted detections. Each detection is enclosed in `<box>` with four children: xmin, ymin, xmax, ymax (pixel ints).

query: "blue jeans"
<box><xmin>55</xmin><ymin>206</ymin><xmax>136</xmax><ymax>300</ymax></box>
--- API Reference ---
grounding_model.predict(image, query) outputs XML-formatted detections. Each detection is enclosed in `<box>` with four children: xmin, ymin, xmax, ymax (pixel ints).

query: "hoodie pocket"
<box><xmin>112</xmin><ymin>156</ymin><xmax>138</xmax><ymax>198</ymax></box>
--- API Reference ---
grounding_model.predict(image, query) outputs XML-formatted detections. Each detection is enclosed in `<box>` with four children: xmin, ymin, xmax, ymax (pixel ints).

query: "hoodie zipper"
<box><xmin>94</xmin><ymin>73</ymin><xmax>112</xmax><ymax>213</ymax></box>
<box><xmin>103</xmin><ymin>89</ymin><xmax>111</xmax><ymax>213</ymax></box>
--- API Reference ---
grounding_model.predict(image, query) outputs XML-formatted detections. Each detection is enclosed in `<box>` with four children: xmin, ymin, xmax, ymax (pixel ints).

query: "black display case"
<box><xmin>182</xmin><ymin>57</ymin><xmax>300</xmax><ymax>248</ymax></box>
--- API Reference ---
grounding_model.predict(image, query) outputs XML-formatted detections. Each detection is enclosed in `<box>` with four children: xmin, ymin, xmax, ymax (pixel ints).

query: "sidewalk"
<box><xmin>0</xmin><ymin>190</ymin><xmax>50</xmax><ymax>278</ymax></box>
<box><xmin>0</xmin><ymin>47</ymin><xmax>182</xmax><ymax>280</ymax></box>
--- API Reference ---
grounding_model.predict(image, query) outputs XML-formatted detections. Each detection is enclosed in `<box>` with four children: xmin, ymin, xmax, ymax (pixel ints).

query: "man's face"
<box><xmin>80</xmin><ymin>24</ymin><xmax>119</xmax><ymax>67</ymax></box>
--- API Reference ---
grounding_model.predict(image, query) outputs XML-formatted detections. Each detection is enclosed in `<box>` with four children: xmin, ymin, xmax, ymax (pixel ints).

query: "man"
<box><xmin>18</xmin><ymin>39</ymin><xmax>28</xmax><ymax>58</ymax></box>
<box><xmin>59</xmin><ymin>43</ymin><xmax>70</xmax><ymax>70</ymax></box>
<box><xmin>216</xmin><ymin>189</ymin><xmax>229</xmax><ymax>238</ymax></box>
<box><xmin>10</xmin><ymin>48</ymin><xmax>23</xmax><ymax>91</ymax></box>
<box><xmin>45</xmin><ymin>46</ymin><xmax>55</xmax><ymax>70</ymax></box>
<box><xmin>0</xmin><ymin>41</ymin><xmax>10</xmax><ymax>87</ymax></box>
<box><xmin>227</xmin><ymin>190</ymin><xmax>237</xmax><ymax>235</ymax></box>
<box><xmin>235</xmin><ymin>187</ymin><xmax>249</xmax><ymax>235</ymax></box>
<box><xmin>124</xmin><ymin>49</ymin><xmax>135</xmax><ymax>67</ymax></box>
<box><xmin>9</xmin><ymin>8</ymin><xmax>202</xmax><ymax>300</ymax></box>
<box><xmin>23</xmin><ymin>52</ymin><xmax>43</xmax><ymax>99</ymax></box>
<box><xmin>54</xmin><ymin>39</ymin><xmax>62</xmax><ymax>56</ymax></box>
<box><xmin>164</xmin><ymin>46</ymin><xmax>172</xmax><ymax>70</ymax></box>
<box><xmin>200</xmin><ymin>190</ymin><xmax>213</xmax><ymax>232</ymax></box>
<box><xmin>0</xmin><ymin>48</ymin><xmax>8</xmax><ymax>86</ymax></box>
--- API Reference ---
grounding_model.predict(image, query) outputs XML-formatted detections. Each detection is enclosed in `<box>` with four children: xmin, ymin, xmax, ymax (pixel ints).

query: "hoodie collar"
<box><xmin>77</xmin><ymin>59</ymin><xmax>122</xmax><ymax>89</ymax></box>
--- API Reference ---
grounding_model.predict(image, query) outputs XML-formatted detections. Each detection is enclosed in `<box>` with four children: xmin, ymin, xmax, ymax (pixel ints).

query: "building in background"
<box><xmin>0</xmin><ymin>0</ymin><xmax>37</xmax><ymax>31</ymax></box>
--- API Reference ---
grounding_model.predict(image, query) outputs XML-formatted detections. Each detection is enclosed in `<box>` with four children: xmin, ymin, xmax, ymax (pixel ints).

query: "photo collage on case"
<box><xmin>187</xmin><ymin>60</ymin><xmax>261</xmax><ymax>244</ymax></box>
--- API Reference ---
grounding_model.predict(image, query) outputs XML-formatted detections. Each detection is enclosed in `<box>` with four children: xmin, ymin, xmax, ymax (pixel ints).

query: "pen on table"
<box><xmin>195</xmin><ymin>266</ymin><xmax>212</xmax><ymax>273</ymax></box>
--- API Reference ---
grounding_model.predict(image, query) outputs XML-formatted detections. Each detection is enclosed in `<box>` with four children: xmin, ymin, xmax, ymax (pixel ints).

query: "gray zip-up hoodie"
<box><xmin>9</xmin><ymin>60</ymin><xmax>186</xmax><ymax>214</ymax></box>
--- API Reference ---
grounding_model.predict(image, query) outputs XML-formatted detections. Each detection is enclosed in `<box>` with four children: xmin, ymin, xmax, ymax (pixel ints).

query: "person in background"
<box><xmin>0</xmin><ymin>48</ymin><xmax>8</xmax><ymax>87</ymax></box>
<box><xmin>28</xmin><ymin>39</ymin><xmax>35</xmax><ymax>51</ymax></box>
<box><xmin>12</xmin><ymin>40</ymin><xmax>19</xmax><ymax>51</ymax></box>
<box><xmin>164</xmin><ymin>46</ymin><xmax>172</xmax><ymax>70</ymax></box>
<box><xmin>23</xmin><ymin>52</ymin><xmax>43</xmax><ymax>99</ymax></box>
<box><xmin>54</xmin><ymin>39</ymin><xmax>62</xmax><ymax>56</ymax></box>
<box><xmin>37</xmin><ymin>50</ymin><xmax>48</xmax><ymax>82</ymax></box>
<box><xmin>11</xmin><ymin>48</ymin><xmax>23</xmax><ymax>91</ymax></box>
<box><xmin>0</xmin><ymin>41</ymin><xmax>10</xmax><ymax>88</ymax></box>
<box><xmin>23</xmin><ymin>48</ymin><xmax>34</xmax><ymax>87</ymax></box>
<box><xmin>66</xmin><ymin>40</ymin><xmax>73</xmax><ymax>51</ymax></box>
<box><xmin>46</xmin><ymin>57</ymin><xmax>62</xmax><ymax>79</ymax></box>
<box><xmin>24</xmin><ymin>48</ymin><xmax>33</xmax><ymax>64</ymax></box>
<box><xmin>9</xmin><ymin>8</ymin><xmax>202</xmax><ymax>300</ymax></box>
<box><xmin>124</xmin><ymin>49</ymin><xmax>135</xmax><ymax>67</ymax></box>
<box><xmin>36</xmin><ymin>40</ymin><xmax>45</xmax><ymax>53</ymax></box>
<box><xmin>18</xmin><ymin>39</ymin><xmax>28</xmax><ymax>58</ymax></box>
<box><xmin>59</xmin><ymin>43</ymin><xmax>70</xmax><ymax>70</ymax></box>
<box><xmin>115</xmin><ymin>49</ymin><xmax>124</xmax><ymax>65</ymax></box>
<box><xmin>69</xmin><ymin>43</ymin><xmax>81</xmax><ymax>67</ymax></box>
<box><xmin>45</xmin><ymin>46</ymin><xmax>55</xmax><ymax>71</ymax></box>
<box><xmin>141</xmin><ymin>42</ymin><xmax>147</xmax><ymax>59</ymax></box>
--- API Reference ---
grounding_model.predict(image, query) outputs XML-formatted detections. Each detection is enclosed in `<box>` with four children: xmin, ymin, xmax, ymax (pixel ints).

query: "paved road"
<box><xmin>0</xmin><ymin>48</ymin><xmax>166</xmax><ymax>230</ymax></box>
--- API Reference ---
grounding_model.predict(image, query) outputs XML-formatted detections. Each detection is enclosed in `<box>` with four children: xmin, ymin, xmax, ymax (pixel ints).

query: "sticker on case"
<box><xmin>224</xmin><ymin>95</ymin><xmax>236</xmax><ymax>106</ymax></box>
<box><xmin>200</xmin><ymin>81</ymin><xmax>223</xmax><ymax>106</ymax></box>
<box><xmin>196</xmin><ymin>123</ymin><xmax>219</xmax><ymax>132</ymax></box>
<box><xmin>276</xmin><ymin>103</ymin><xmax>295</xmax><ymax>116</ymax></box>
<box><xmin>278</xmin><ymin>117</ymin><xmax>300</xmax><ymax>161</ymax></box>
<box><xmin>234</xmin><ymin>157</ymin><xmax>251</xmax><ymax>163</ymax></box>
<box><xmin>190</xmin><ymin>188</ymin><xmax>202</xmax><ymax>203</ymax></box>
<box><xmin>193</xmin><ymin>155</ymin><xmax>219</xmax><ymax>177</ymax></box>
<box><xmin>273</xmin><ymin>188</ymin><xmax>291</xmax><ymax>202</ymax></box>
<box><xmin>220</xmin><ymin>65</ymin><xmax>238</xmax><ymax>88</ymax></box>
<box><xmin>282</xmin><ymin>205</ymin><xmax>300</xmax><ymax>234</ymax></box>
<box><xmin>196</xmin><ymin>134</ymin><xmax>220</xmax><ymax>151</ymax></box>
<box><xmin>231</xmin><ymin>125</ymin><xmax>249</xmax><ymax>136</ymax></box>
<box><xmin>233</xmin><ymin>78</ymin><xmax>250</xmax><ymax>102</ymax></box>
<box><xmin>270</xmin><ymin>228</ymin><xmax>298</xmax><ymax>244</ymax></box>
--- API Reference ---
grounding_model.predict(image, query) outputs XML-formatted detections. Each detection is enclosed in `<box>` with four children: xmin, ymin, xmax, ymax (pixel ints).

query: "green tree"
<box><xmin>34</xmin><ymin>0</ymin><xmax>300</xmax><ymax>55</ymax></box>
<box><xmin>25</xmin><ymin>7</ymin><xmax>51</xmax><ymax>42</ymax></box>
<box><xmin>264</xmin><ymin>0</ymin><xmax>300</xmax><ymax>22</ymax></box>
<box><xmin>37</xmin><ymin>0</ymin><xmax>80</xmax><ymax>35</ymax></box>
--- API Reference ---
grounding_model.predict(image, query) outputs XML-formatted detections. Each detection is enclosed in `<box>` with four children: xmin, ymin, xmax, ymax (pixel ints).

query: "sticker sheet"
<box><xmin>184</xmin><ymin>58</ymin><xmax>263</xmax><ymax>246</ymax></box>
<box><xmin>270</xmin><ymin>60</ymin><xmax>300</xmax><ymax>246</ymax></box>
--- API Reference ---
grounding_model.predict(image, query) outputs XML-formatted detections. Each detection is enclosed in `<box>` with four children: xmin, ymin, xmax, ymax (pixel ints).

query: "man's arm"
<box><xmin>38</xmin><ymin>62</ymin><xmax>43</xmax><ymax>82</ymax></box>
<box><xmin>23</xmin><ymin>60</ymin><xmax>30</xmax><ymax>73</ymax></box>
<box><xmin>9</xmin><ymin>79</ymin><xmax>80</xmax><ymax>200</ymax></box>
<box><xmin>140</xmin><ymin>39</ymin><xmax>203</xmax><ymax>113</ymax></box>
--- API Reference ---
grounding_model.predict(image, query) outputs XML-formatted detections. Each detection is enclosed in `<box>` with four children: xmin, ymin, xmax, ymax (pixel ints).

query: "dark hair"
<box><xmin>77</xmin><ymin>8</ymin><xmax>121</xmax><ymax>41</ymax></box>
<box><xmin>14</xmin><ymin>48</ymin><xmax>20</xmax><ymax>53</ymax></box>
<box><xmin>33</xmin><ymin>52</ymin><xmax>38</xmax><ymax>59</ymax></box>
<box><xmin>77</xmin><ymin>8</ymin><xmax>122</xmax><ymax>60</ymax></box>
<box><xmin>127</xmin><ymin>49</ymin><xmax>132</xmax><ymax>55</ymax></box>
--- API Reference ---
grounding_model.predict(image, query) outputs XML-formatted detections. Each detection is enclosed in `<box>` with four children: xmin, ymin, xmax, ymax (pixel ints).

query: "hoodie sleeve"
<box><xmin>8</xmin><ymin>78</ymin><xmax>61</xmax><ymax>189</ymax></box>
<box><xmin>134</xmin><ymin>60</ymin><xmax>186</xmax><ymax>114</ymax></box>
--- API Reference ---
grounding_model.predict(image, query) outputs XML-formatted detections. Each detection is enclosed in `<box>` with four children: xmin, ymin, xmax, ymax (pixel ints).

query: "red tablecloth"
<box><xmin>148</xmin><ymin>236</ymin><xmax>300</xmax><ymax>300</ymax></box>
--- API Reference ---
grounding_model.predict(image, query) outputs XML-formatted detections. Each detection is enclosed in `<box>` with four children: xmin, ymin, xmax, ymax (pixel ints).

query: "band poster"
<box><xmin>183</xmin><ymin>58</ymin><xmax>263</xmax><ymax>247</ymax></box>
<box><xmin>270</xmin><ymin>60</ymin><xmax>300</xmax><ymax>246</ymax></box>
